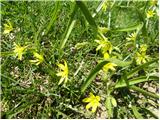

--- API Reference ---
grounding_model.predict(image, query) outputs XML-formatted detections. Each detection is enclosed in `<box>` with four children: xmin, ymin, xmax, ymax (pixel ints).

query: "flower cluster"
<box><xmin>135</xmin><ymin>44</ymin><xmax>149</xmax><ymax>65</ymax></box>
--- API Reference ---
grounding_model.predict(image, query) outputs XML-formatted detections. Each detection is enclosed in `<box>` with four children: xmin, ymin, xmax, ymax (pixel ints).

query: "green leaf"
<box><xmin>129</xmin><ymin>85</ymin><xmax>159</xmax><ymax>99</ymax></box>
<box><xmin>105</xmin><ymin>96</ymin><xmax>113</xmax><ymax>118</ymax></box>
<box><xmin>110</xmin><ymin>96</ymin><xmax>117</xmax><ymax>107</ymax></box>
<box><xmin>112</xmin><ymin>22</ymin><xmax>143</xmax><ymax>32</ymax></box>
<box><xmin>131</xmin><ymin>106</ymin><xmax>143</xmax><ymax>119</ymax></box>
<box><xmin>44</xmin><ymin>1</ymin><xmax>61</xmax><ymax>35</ymax></box>
<box><xmin>127</xmin><ymin>59</ymin><xmax>158</xmax><ymax>78</ymax></box>
<box><xmin>60</xmin><ymin>4</ymin><xmax>77</xmax><ymax>49</ymax></box>
<box><xmin>76</xmin><ymin>1</ymin><xmax>97</xmax><ymax>28</ymax></box>
<box><xmin>115</xmin><ymin>76</ymin><xmax>158</xmax><ymax>89</ymax></box>
<box><xmin>81</xmin><ymin>61</ymin><xmax>109</xmax><ymax>93</ymax></box>
<box><xmin>105</xmin><ymin>58</ymin><xmax>132</xmax><ymax>67</ymax></box>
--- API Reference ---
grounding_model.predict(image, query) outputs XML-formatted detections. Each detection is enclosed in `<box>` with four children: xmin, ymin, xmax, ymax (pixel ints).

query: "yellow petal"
<box><xmin>56</xmin><ymin>72</ymin><xmax>64</xmax><ymax>77</ymax></box>
<box><xmin>96</xmin><ymin>96</ymin><xmax>100</xmax><ymax>101</ymax></box>
<box><xmin>58</xmin><ymin>77</ymin><xmax>64</xmax><ymax>85</ymax></box>
<box><xmin>82</xmin><ymin>97</ymin><xmax>92</xmax><ymax>103</ymax></box>
<box><xmin>91</xmin><ymin>105</ymin><xmax>97</xmax><ymax>113</ymax></box>
<box><xmin>57</xmin><ymin>63</ymin><xmax>65</xmax><ymax>70</ymax></box>
<box><xmin>86</xmin><ymin>102</ymin><xmax>92</xmax><ymax>110</ymax></box>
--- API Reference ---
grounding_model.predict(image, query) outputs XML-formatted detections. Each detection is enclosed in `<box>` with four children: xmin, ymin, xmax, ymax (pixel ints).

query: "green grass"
<box><xmin>0</xmin><ymin>0</ymin><xmax>159</xmax><ymax>119</ymax></box>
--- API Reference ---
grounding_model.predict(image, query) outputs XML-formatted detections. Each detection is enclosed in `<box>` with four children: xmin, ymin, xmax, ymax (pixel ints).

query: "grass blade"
<box><xmin>81</xmin><ymin>61</ymin><xmax>109</xmax><ymax>93</ymax></box>
<box><xmin>131</xmin><ymin>106</ymin><xmax>143</xmax><ymax>119</ymax></box>
<box><xmin>141</xmin><ymin>108</ymin><xmax>159</xmax><ymax>119</ymax></box>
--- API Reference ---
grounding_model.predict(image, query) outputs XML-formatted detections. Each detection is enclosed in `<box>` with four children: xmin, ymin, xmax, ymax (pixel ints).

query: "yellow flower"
<box><xmin>13</xmin><ymin>42</ymin><xmax>27</xmax><ymax>60</ymax></box>
<box><xmin>146</xmin><ymin>10</ymin><xmax>155</xmax><ymax>18</ymax></box>
<box><xmin>3</xmin><ymin>20</ymin><xmax>13</xmax><ymax>34</ymax></box>
<box><xmin>56</xmin><ymin>60</ymin><xmax>69</xmax><ymax>85</ymax></box>
<box><xmin>135</xmin><ymin>52</ymin><xmax>149</xmax><ymax>65</ymax></box>
<box><xmin>103</xmin><ymin>63</ymin><xmax>117</xmax><ymax>72</ymax></box>
<box><xmin>82</xmin><ymin>93</ymin><xmax>100</xmax><ymax>113</ymax></box>
<box><xmin>95</xmin><ymin>39</ymin><xmax>112</xmax><ymax>54</ymax></box>
<box><xmin>135</xmin><ymin>44</ymin><xmax>149</xmax><ymax>65</ymax></box>
<box><xmin>29</xmin><ymin>52</ymin><xmax>44</xmax><ymax>65</ymax></box>
<box><xmin>126</xmin><ymin>32</ymin><xmax>137</xmax><ymax>41</ymax></box>
<box><xmin>103</xmin><ymin>52</ymin><xmax>110</xmax><ymax>59</ymax></box>
<box><xmin>139</xmin><ymin>44</ymin><xmax>147</xmax><ymax>53</ymax></box>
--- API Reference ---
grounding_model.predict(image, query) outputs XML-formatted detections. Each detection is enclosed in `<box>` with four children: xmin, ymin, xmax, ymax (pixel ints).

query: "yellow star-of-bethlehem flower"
<box><xmin>139</xmin><ymin>44</ymin><xmax>147</xmax><ymax>53</ymax></box>
<box><xmin>126</xmin><ymin>32</ymin><xmax>137</xmax><ymax>41</ymax></box>
<box><xmin>146</xmin><ymin>10</ymin><xmax>155</xmax><ymax>18</ymax></box>
<box><xmin>82</xmin><ymin>93</ymin><xmax>100</xmax><ymax>113</ymax></box>
<box><xmin>13</xmin><ymin>42</ymin><xmax>27</xmax><ymax>60</ymax></box>
<box><xmin>135</xmin><ymin>52</ymin><xmax>149</xmax><ymax>65</ymax></box>
<box><xmin>95</xmin><ymin>39</ymin><xmax>112</xmax><ymax>54</ymax></box>
<box><xmin>103</xmin><ymin>53</ymin><xmax>117</xmax><ymax>72</ymax></box>
<box><xmin>29</xmin><ymin>52</ymin><xmax>44</xmax><ymax>65</ymax></box>
<box><xmin>103</xmin><ymin>63</ymin><xmax>117</xmax><ymax>72</ymax></box>
<box><xmin>135</xmin><ymin>44</ymin><xmax>149</xmax><ymax>65</ymax></box>
<box><xmin>3</xmin><ymin>20</ymin><xmax>13</xmax><ymax>34</ymax></box>
<box><xmin>56</xmin><ymin>60</ymin><xmax>69</xmax><ymax>85</ymax></box>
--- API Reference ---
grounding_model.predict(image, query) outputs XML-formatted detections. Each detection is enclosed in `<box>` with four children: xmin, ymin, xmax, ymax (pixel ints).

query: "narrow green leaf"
<box><xmin>60</xmin><ymin>4</ymin><xmax>77</xmax><ymax>49</ymax></box>
<box><xmin>44</xmin><ymin>1</ymin><xmax>60</xmax><ymax>35</ymax></box>
<box><xmin>112</xmin><ymin>22</ymin><xmax>143</xmax><ymax>32</ymax></box>
<box><xmin>127</xmin><ymin>59</ymin><xmax>158</xmax><ymax>78</ymax></box>
<box><xmin>81</xmin><ymin>61</ymin><xmax>109</xmax><ymax>93</ymax></box>
<box><xmin>130</xmin><ymin>85</ymin><xmax>159</xmax><ymax>99</ymax></box>
<box><xmin>76</xmin><ymin>1</ymin><xmax>105</xmax><ymax>40</ymax></box>
<box><xmin>105</xmin><ymin>58</ymin><xmax>132</xmax><ymax>67</ymax></box>
<box><xmin>76</xmin><ymin>1</ymin><xmax>97</xmax><ymax>28</ymax></box>
<box><xmin>131</xmin><ymin>106</ymin><xmax>143</xmax><ymax>119</ymax></box>
<box><xmin>115</xmin><ymin>76</ymin><xmax>158</xmax><ymax>89</ymax></box>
